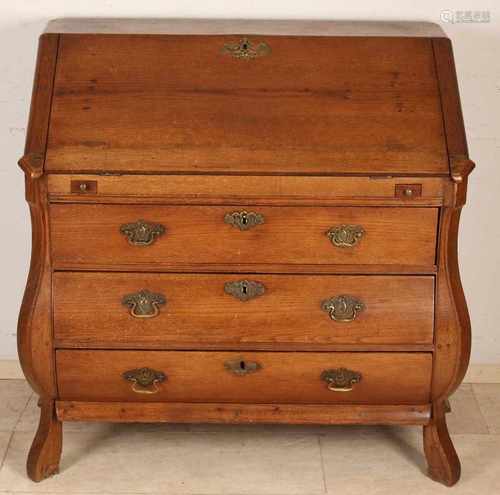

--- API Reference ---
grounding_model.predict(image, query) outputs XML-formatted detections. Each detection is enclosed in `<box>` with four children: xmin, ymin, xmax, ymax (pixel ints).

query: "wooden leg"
<box><xmin>423</xmin><ymin>401</ymin><xmax>460</xmax><ymax>486</ymax></box>
<box><xmin>443</xmin><ymin>398</ymin><xmax>452</xmax><ymax>414</ymax></box>
<box><xmin>27</xmin><ymin>398</ymin><xmax>62</xmax><ymax>482</ymax></box>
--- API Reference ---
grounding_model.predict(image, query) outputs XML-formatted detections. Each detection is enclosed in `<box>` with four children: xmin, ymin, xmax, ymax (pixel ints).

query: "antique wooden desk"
<box><xmin>18</xmin><ymin>19</ymin><xmax>474</xmax><ymax>485</ymax></box>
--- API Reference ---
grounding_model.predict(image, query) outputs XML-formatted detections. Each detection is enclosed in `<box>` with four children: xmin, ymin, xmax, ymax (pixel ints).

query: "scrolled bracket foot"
<box><xmin>27</xmin><ymin>398</ymin><xmax>62</xmax><ymax>482</ymax></box>
<box><xmin>423</xmin><ymin>401</ymin><xmax>460</xmax><ymax>486</ymax></box>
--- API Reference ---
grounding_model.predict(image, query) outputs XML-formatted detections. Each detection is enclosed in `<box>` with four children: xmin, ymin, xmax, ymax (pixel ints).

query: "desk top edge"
<box><xmin>44</xmin><ymin>18</ymin><xmax>447</xmax><ymax>37</ymax></box>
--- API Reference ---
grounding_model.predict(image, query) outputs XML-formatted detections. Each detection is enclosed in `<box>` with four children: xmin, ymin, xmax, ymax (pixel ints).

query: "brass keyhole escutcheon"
<box><xmin>224</xmin><ymin>280</ymin><xmax>265</xmax><ymax>301</ymax></box>
<box><xmin>224</xmin><ymin>210</ymin><xmax>265</xmax><ymax>231</ymax></box>
<box><xmin>222</xmin><ymin>38</ymin><xmax>271</xmax><ymax>59</ymax></box>
<box><xmin>224</xmin><ymin>359</ymin><xmax>262</xmax><ymax>375</ymax></box>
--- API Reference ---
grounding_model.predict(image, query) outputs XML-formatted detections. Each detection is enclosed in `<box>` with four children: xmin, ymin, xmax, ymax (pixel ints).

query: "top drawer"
<box><xmin>50</xmin><ymin>204</ymin><xmax>438</xmax><ymax>268</ymax></box>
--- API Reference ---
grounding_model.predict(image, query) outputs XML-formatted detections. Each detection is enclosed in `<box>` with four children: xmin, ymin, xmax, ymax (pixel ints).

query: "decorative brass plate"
<box><xmin>122</xmin><ymin>367</ymin><xmax>166</xmax><ymax>394</ymax></box>
<box><xmin>119</xmin><ymin>219</ymin><xmax>165</xmax><ymax>246</ymax></box>
<box><xmin>321</xmin><ymin>295</ymin><xmax>365</xmax><ymax>322</ymax></box>
<box><xmin>222</xmin><ymin>38</ymin><xmax>271</xmax><ymax>60</ymax></box>
<box><xmin>122</xmin><ymin>289</ymin><xmax>166</xmax><ymax>318</ymax></box>
<box><xmin>224</xmin><ymin>280</ymin><xmax>266</xmax><ymax>302</ymax></box>
<box><xmin>224</xmin><ymin>210</ymin><xmax>265</xmax><ymax>231</ymax></box>
<box><xmin>321</xmin><ymin>368</ymin><xmax>362</xmax><ymax>392</ymax></box>
<box><xmin>326</xmin><ymin>225</ymin><xmax>364</xmax><ymax>248</ymax></box>
<box><xmin>224</xmin><ymin>359</ymin><xmax>262</xmax><ymax>375</ymax></box>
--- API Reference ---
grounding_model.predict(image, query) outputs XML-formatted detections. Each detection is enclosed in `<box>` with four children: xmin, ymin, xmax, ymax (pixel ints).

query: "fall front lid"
<box><xmin>45</xmin><ymin>26</ymin><xmax>449</xmax><ymax>175</ymax></box>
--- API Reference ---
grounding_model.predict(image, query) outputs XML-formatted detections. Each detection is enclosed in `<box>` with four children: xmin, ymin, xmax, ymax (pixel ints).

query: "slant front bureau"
<box><xmin>18</xmin><ymin>19</ymin><xmax>474</xmax><ymax>485</ymax></box>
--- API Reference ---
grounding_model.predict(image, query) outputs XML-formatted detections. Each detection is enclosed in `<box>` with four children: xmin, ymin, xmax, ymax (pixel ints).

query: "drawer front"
<box><xmin>56</xmin><ymin>350</ymin><xmax>432</xmax><ymax>404</ymax></box>
<box><xmin>50</xmin><ymin>205</ymin><xmax>438</xmax><ymax>266</ymax></box>
<box><xmin>54</xmin><ymin>273</ymin><xmax>434</xmax><ymax>347</ymax></box>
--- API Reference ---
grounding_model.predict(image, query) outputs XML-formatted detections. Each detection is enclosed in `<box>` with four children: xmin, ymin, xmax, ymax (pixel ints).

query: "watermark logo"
<box><xmin>440</xmin><ymin>10</ymin><xmax>491</xmax><ymax>23</ymax></box>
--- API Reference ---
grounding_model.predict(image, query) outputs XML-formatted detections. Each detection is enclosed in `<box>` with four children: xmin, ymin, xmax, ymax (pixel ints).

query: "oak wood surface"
<box><xmin>54</xmin><ymin>273</ymin><xmax>435</xmax><ymax>347</ymax></box>
<box><xmin>429</xmin><ymin>37</ymin><xmax>473</xmax><ymax>406</ymax></box>
<box><xmin>27</xmin><ymin>399</ymin><xmax>62</xmax><ymax>482</ymax></box>
<box><xmin>424</xmin><ymin>401</ymin><xmax>460</xmax><ymax>486</ymax></box>
<box><xmin>46</xmin><ymin>35</ymin><xmax>447</xmax><ymax>175</ymax></box>
<box><xmin>17</xmin><ymin>21</ymin><xmax>474</xmax><ymax>486</ymax></box>
<box><xmin>50</xmin><ymin>205</ymin><xmax>439</xmax><ymax>266</ymax></box>
<box><xmin>56</xmin><ymin>401</ymin><xmax>431</xmax><ymax>425</ymax></box>
<box><xmin>48</xmin><ymin>175</ymin><xmax>448</xmax><ymax>207</ymax></box>
<box><xmin>17</xmin><ymin>34</ymin><xmax>59</xmax><ymax>400</ymax></box>
<box><xmin>56</xmin><ymin>350</ymin><xmax>432</xmax><ymax>404</ymax></box>
<box><xmin>53</xmin><ymin>263</ymin><xmax>437</xmax><ymax>275</ymax></box>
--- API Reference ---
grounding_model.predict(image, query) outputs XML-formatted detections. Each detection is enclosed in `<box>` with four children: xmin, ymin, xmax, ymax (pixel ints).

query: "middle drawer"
<box><xmin>54</xmin><ymin>272</ymin><xmax>434</xmax><ymax>348</ymax></box>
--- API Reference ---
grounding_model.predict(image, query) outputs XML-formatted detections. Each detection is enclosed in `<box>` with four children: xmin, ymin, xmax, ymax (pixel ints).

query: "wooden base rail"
<box><xmin>56</xmin><ymin>401</ymin><xmax>431</xmax><ymax>425</ymax></box>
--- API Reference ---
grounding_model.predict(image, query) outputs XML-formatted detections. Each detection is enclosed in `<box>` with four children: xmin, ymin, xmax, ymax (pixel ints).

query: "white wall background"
<box><xmin>0</xmin><ymin>1</ymin><xmax>499</xmax><ymax>364</ymax></box>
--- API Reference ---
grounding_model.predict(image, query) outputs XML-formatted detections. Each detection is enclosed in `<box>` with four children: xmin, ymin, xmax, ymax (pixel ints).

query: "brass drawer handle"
<box><xmin>224</xmin><ymin>210</ymin><xmax>264</xmax><ymax>231</ymax></box>
<box><xmin>120</xmin><ymin>219</ymin><xmax>166</xmax><ymax>246</ymax></box>
<box><xmin>321</xmin><ymin>295</ymin><xmax>364</xmax><ymax>322</ymax></box>
<box><xmin>122</xmin><ymin>289</ymin><xmax>166</xmax><ymax>318</ymax></box>
<box><xmin>222</xmin><ymin>38</ymin><xmax>271</xmax><ymax>60</ymax></box>
<box><xmin>326</xmin><ymin>225</ymin><xmax>364</xmax><ymax>247</ymax></box>
<box><xmin>225</xmin><ymin>359</ymin><xmax>262</xmax><ymax>375</ymax></box>
<box><xmin>224</xmin><ymin>280</ymin><xmax>265</xmax><ymax>301</ymax></box>
<box><xmin>123</xmin><ymin>367</ymin><xmax>166</xmax><ymax>394</ymax></box>
<box><xmin>321</xmin><ymin>368</ymin><xmax>362</xmax><ymax>392</ymax></box>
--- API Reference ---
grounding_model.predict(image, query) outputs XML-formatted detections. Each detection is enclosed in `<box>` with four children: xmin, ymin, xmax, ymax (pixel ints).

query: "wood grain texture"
<box><xmin>430</xmin><ymin>37</ymin><xmax>472</xmax><ymax>406</ymax></box>
<box><xmin>17</xmin><ymin>34</ymin><xmax>59</xmax><ymax>399</ymax></box>
<box><xmin>48</xmin><ymin>175</ymin><xmax>448</xmax><ymax>207</ymax></box>
<box><xmin>46</xmin><ymin>35</ymin><xmax>447</xmax><ymax>175</ymax></box>
<box><xmin>432</xmin><ymin>208</ymin><xmax>471</xmax><ymax>402</ymax></box>
<box><xmin>50</xmin><ymin>205</ymin><xmax>439</xmax><ymax>267</ymax></box>
<box><xmin>56</xmin><ymin>401</ymin><xmax>431</xmax><ymax>425</ymax></box>
<box><xmin>432</xmin><ymin>37</ymin><xmax>475</xmax><ymax>207</ymax></box>
<box><xmin>27</xmin><ymin>399</ymin><xmax>62</xmax><ymax>482</ymax></box>
<box><xmin>424</xmin><ymin>401</ymin><xmax>460</xmax><ymax>486</ymax></box>
<box><xmin>56</xmin><ymin>350</ymin><xmax>432</xmax><ymax>405</ymax></box>
<box><xmin>54</xmin><ymin>273</ymin><xmax>435</xmax><ymax>347</ymax></box>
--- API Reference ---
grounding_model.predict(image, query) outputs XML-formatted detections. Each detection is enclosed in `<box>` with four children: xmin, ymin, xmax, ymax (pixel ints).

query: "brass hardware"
<box><xmin>224</xmin><ymin>210</ymin><xmax>265</xmax><ymax>231</ymax></box>
<box><xmin>224</xmin><ymin>280</ymin><xmax>265</xmax><ymax>301</ymax></box>
<box><xmin>222</xmin><ymin>38</ymin><xmax>271</xmax><ymax>60</ymax></box>
<box><xmin>119</xmin><ymin>219</ymin><xmax>165</xmax><ymax>246</ymax></box>
<box><xmin>395</xmin><ymin>184</ymin><xmax>422</xmax><ymax>199</ymax></box>
<box><xmin>321</xmin><ymin>295</ymin><xmax>365</xmax><ymax>322</ymax></box>
<box><xmin>224</xmin><ymin>359</ymin><xmax>262</xmax><ymax>375</ymax></box>
<box><xmin>122</xmin><ymin>289</ymin><xmax>166</xmax><ymax>318</ymax></box>
<box><xmin>70</xmin><ymin>180</ymin><xmax>97</xmax><ymax>194</ymax></box>
<box><xmin>326</xmin><ymin>225</ymin><xmax>364</xmax><ymax>248</ymax></box>
<box><xmin>321</xmin><ymin>368</ymin><xmax>362</xmax><ymax>392</ymax></box>
<box><xmin>123</xmin><ymin>367</ymin><xmax>166</xmax><ymax>394</ymax></box>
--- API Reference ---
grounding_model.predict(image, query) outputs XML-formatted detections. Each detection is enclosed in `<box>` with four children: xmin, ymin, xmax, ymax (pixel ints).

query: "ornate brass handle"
<box><xmin>222</xmin><ymin>38</ymin><xmax>271</xmax><ymax>60</ymax></box>
<box><xmin>122</xmin><ymin>290</ymin><xmax>166</xmax><ymax>318</ymax></box>
<box><xmin>122</xmin><ymin>367</ymin><xmax>166</xmax><ymax>394</ymax></box>
<box><xmin>321</xmin><ymin>295</ymin><xmax>365</xmax><ymax>322</ymax></box>
<box><xmin>120</xmin><ymin>219</ymin><xmax>165</xmax><ymax>246</ymax></box>
<box><xmin>224</xmin><ymin>280</ymin><xmax>265</xmax><ymax>301</ymax></box>
<box><xmin>326</xmin><ymin>225</ymin><xmax>364</xmax><ymax>247</ymax></box>
<box><xmin>224</xmin><ymin>359</ymin><xmax>262</xmax><ymax>375</ymax></box>
<box><xmin>321</xmin><ymin>368</ymin><xmax>362</xmax><ymax>392</ymax></box>
<box><xmin>224</xmin><ymin>210</ymin><xmax>264</xmax><ymax>231</ymax></box>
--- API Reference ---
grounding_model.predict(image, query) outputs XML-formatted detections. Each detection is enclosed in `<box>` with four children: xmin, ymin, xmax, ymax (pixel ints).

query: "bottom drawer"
<box><xmin>56</xmin><ymin>350</ymin><xmax>432</xmax><ymax>405</ymax></box>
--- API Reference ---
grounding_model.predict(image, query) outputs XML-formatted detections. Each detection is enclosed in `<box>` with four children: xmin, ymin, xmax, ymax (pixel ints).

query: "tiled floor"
<box><xmin>0</xmin><ymin>381</ymin><xmax>498</xmax><ymax>494</ymax></box>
